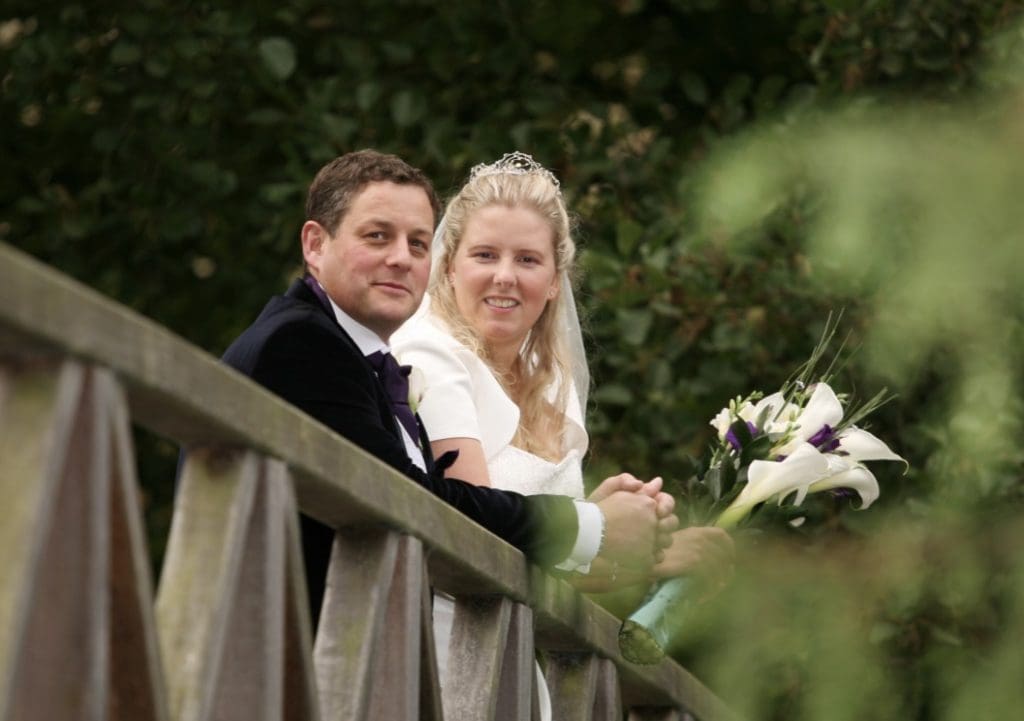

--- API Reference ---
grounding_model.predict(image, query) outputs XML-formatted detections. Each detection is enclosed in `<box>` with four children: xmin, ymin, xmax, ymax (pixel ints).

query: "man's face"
<box><xmin>303</xmin><ymin>181</ymin><xmax>434</xmax><ymax>341</ymax></box>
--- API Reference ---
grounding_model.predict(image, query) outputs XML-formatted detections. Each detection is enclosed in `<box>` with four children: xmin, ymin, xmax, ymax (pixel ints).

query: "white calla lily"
<box><xmin>805</xmin><ymin>454</ymin><xmax>881</xmax><ymax>508</ymax></box>
<box><xmin>836</xmin><ymin>426</ymin><xmax>905</xmax><ymax>464</ymax></box>
<box><xmin>774</xmin><ymin>382</ymin><xmax>844</xmax><ymax>456</ymax></box>
<box><xmin>716</xmin><ymin>443</ymin><xmax>829</xmax><ymax>529</ymax></box>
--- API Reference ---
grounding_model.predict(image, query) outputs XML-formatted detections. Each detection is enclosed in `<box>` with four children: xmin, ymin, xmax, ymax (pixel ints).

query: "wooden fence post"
<box><xmin>0</xmin><ymin>362</ymin><xmax>168</xmax><ymax>721</ymax></box>
<box><xmin>155</xmin><ymin>448</ymin><xmax>317</xmax><ymax>721</ymax></box>
<box><xmin>314</xmin><ymin>529</ymin><xmax>440</xmax><ymax>721</ymax></box>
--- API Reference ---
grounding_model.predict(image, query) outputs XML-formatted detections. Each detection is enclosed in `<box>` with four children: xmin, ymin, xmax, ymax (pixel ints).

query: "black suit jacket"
<box><xmin>222</xmin><ymin>280</ymin><xmax>578</xmax><ymax>619</ymax></box>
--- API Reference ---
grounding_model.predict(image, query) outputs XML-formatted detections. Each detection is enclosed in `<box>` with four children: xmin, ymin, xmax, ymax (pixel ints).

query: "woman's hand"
<box><xmin>587</xmin><ymin>472</ymin><xmax>645</xmax><ymax>501</ymax></box>
<box><xmin>651</xmin><ymin>526</ymin><xmax>735</xmax><ymax>590</ymax></box>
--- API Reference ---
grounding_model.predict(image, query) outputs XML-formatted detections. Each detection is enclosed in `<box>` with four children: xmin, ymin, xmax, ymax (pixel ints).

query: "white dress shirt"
<box><xmin>325</xmin><ymin>297</ymin><xmax>427</xmax><ymax>472</ymax></box>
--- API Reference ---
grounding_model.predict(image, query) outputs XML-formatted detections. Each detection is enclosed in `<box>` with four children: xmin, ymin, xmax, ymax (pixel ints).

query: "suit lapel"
<box><xmin>285</xmin><ymin>279</ymin><xmax>406</xmax><ymax>445</ymax></box>
<box><xmin>415</xmin><ymin>413</ymin><xmax>435</xmax><ymax>472</ymax></box>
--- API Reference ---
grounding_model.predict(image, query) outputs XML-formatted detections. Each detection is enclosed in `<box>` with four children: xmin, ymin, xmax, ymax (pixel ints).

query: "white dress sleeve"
<box><xmin>392</xmin><ymin>315</ymin><xmax>519</xmax><ymax>460</ymax></box>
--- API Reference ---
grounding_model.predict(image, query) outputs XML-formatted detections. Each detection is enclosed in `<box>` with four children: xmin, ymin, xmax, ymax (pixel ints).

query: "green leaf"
<box><xmin>322</xmin><ymin>113</ymin><xmax>357</xmax><ymax>143</ymax></box>
<box><xmin>592</xmin><ymin>384</ymin><xmax>633</xmax><ymax>406</ymax></box>
<box><xmin>260</xmin><ymin>182</ymin><xmax>301</xmax><ymax>204</ymax></box>
<box><xmin>356</xmin><ymin>82</ymin><xmax>380</xmax><ymax>111</ymax></box>
<box><xmin>868</xmin><ymin>622</ymin><xmax>899</xmax><ymax>644</ymax></box>
<box><xmin>616</xmin><ymin>217</ymin><xmax>643</xmax><ymax>255</ymax></box>
<box><xmin>246</xmin><ymin>108</ymin><xmax>288</xmax><ymax>125</ymax></box>
<box><xmin>390</xmin><ymin>90</ymin><xmax>424</xmax><ymax>128</ymax></box>
<box><xmin>110</xmin><ymin>42</ymin><xmax>142</xmax><ymax>65</ymax></box>
<box><xmin>259</xmin><ymin>37</ymin><xmax>297</xmax><ymax>80</ymax></box>
<box><xmin>617</xmin><ymin>308</ymin><xmax>653</xmax><ymax>346</ymax></box>
<box><xmin>741</xmin><ymin>434</ymin><xmax>772</xmax><ymax>467</ymax></box>
<box><xmin>723</xmin><ymin>74</ymin><xmax>753</xmax><ymax>106</ymax></box>
<box><xmin>680</xmin><ymin>71</ymin><xmax>708</xmax><ymax>106</ymax></box>
<box><xmin>930</xmin><ymin>626</ymin><xmax>964</xmax><ymax>646</ymax></box>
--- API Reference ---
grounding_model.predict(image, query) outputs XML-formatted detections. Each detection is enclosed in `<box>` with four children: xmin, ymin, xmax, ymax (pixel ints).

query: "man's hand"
<box><xmin>594</xmin><ymin>490</ymin><xmax>659</xmax><ymax>571</ymax></box>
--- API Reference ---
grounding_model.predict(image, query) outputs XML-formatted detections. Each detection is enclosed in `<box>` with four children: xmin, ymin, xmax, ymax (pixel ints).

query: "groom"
<box><xmin>223</xmin><ymin>150</ymin><xmax>672</xmax><ymax>622</ymax></box>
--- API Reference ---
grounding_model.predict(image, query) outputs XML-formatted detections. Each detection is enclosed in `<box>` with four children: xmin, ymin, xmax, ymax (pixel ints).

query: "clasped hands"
<box><xmin>585</xmin><ymin>473</ymin><xmax>734</xmax><ymax>591</ymax></box>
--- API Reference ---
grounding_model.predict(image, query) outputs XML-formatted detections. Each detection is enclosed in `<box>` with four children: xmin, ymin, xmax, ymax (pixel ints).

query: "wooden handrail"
<box><xmin>0</xmin><ymin>242</ymin><xmax>735</xmax><ymax>721</ymax></box>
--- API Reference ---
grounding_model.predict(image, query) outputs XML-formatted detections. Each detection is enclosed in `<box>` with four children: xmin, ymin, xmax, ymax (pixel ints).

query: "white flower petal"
<box><xmin>752</xmin><ymin>392</ymin><xmax>788</xmax><ymax>425</ymax></box>
<box><xmin>807</xmin><ymin>464</ymin><xmax>880</xmax><ymax>509</ymax></box>
<box><xmin>837</xmin><ymin>427</ymin><xmax>905</xmax><ymax>463</ymax></box>
<box><xmin>736</xmin><ymin>443</ymin><xmax>829</xmax><ymax>508</ymax></box>
<box><xmin>794</xmin><ymin>382</ymin><xmax>844</xmax><ymax>441</ymax></box>
<box><xmin>710</xmin><ymin>407</ymin><xmax>733</xmax><ymax>437</ymax></box>
<box><xmin>736</xmin><ymin>400</ymin><xmax>760</xmax><ymax>423</ymax></box>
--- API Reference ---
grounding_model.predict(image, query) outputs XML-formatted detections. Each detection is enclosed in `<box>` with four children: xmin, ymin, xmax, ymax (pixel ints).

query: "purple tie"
<box><xmin>366</xmin><ymin>350</ymin><xmax>420</xmax><ymax>445</ymax></box>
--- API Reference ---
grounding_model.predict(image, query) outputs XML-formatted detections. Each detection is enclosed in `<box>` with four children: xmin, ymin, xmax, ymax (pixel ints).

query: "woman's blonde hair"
<box><xmin>430</xmin><ymin>168</ymin><xmax>577</xmax><ymax>460</ymax></box>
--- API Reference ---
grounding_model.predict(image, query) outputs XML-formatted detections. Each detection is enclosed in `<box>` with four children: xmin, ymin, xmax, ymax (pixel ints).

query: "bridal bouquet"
<box><xmin>619</xmin><ymin>320</ymin><xmax>905</xmax><ymax>664</ymax></box>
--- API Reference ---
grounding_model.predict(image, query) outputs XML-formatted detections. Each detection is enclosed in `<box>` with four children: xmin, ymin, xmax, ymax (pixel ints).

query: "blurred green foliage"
<box><xmin>3</xmin><ymin>2</ymin><xmax>1024</xmax><ymax>719</ymax></box>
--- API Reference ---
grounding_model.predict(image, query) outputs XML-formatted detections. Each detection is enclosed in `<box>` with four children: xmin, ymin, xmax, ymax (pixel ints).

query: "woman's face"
<box><xmin>449</xmin><ymin>204</ymin><xmax>560</xmax><ymax>359</ymax></box>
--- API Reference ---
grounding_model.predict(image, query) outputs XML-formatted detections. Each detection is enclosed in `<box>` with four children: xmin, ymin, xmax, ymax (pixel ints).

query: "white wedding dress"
<box><xmin>392</xmin><ymin>310</ymin><xmax>588</xmax><ymax>721</ymax></box>
<box><xmin>490</xmin><ymin>446</ymin><xmax>585</xmax><ymax>499</ymax></box>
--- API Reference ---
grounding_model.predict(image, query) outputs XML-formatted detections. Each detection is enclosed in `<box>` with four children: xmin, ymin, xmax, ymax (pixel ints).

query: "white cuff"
<box><xmin>554</xmin><ymin>501</ymin><xmax>603</xmax><ymax>574</ymax></box>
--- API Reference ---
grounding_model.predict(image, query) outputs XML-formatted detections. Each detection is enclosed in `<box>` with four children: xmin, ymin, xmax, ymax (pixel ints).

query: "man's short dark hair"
<box><xmin>305</xmin><ymin>149</ymin><xmax>442</xmax><ymax>233</ymax></box>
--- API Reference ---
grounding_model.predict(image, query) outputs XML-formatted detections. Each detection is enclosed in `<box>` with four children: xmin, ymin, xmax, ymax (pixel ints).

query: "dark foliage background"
<box><xmin>3</xmin><ymin>2</ymin><xmax>1023</xmax><ymax>719</ymax></box>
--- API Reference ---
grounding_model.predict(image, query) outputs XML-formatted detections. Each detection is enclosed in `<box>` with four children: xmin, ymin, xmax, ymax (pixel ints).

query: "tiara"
<box><xmin>468</xmin><ymin>151</ymin><xmax>560</xmax><ymax>188</ymax></box>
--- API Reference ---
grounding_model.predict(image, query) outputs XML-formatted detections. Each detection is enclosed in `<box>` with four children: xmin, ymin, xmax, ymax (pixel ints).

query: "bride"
<box><xmin>392</xmin><ymin>152</ymin><xmax>732</xmax><ymax>714</ymax></box>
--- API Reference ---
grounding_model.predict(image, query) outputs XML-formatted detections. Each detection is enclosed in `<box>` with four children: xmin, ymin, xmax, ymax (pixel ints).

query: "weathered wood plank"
<box><xmin>102</xmin><ymin>369</ymin><xmax>170</xmax><ymax>721</ymax></box>
<box><xmin>0</xmin><ymin>363</ymin><xmax>78</xmax><ymax>718</ymax></box>
<box><xmin>592</xmin><ymin>658</ymin><xmax>621</xmax><ymax>721</ymax></box>
<box><xmin>0</xmin><ymin>362</ymin><xmax>109</xmax><ymax>720</ymax></box>
<box><xmin>546</xmin><ymin>653</ymin><xmax>601</xmax><ymax>721</ymax></box>
<box><xmin>155</xmin><ymin>447</ymin><xmax>261</xmax><ymax>721</ymax></box>
<box><xmin>493</xmin><ymin>603</ymin><xmax>534</xmax><ymax>721</ymax></box>
<box><xmin>443</xmin><ymin>596</ymin><xmax>510</xmax><ymax>719</ymax></box>
<box><xmin>313</xmin><ymin>528</ymin><xmax>399</xmax><ymax>720</ymax></box>
<box><xmin>313</xmin><ymin>530</ymin><xmax>434</xmax><ymax>721</ymax></box>
<box><xmin>279</xmin><ymin>467</ymin><xmax>321</xmax><ymax>721</ymax></box>
<box><xmin>443</xmin><ymin>596</ymin><xmax>536</xmax><ymax>721</ymax></box>
<box><xmin>208</xmin><ymin>459</ymin><xmax>286</xmax><ymax>721</ymax></box>
<box><xmin>417</xmin><ymin>565</ymin><xmax>444</xmax><ymax>721</ymax></box>
<box><xmin>364</xmin><ymin>536</ymin><xmax>425</xmax><ymax>720</ymax></box>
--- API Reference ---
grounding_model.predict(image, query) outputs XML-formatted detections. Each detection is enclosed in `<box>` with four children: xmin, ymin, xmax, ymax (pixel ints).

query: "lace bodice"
<box><xmin>488</xmin><ymin>446</ymin><xmax>584</xmax><ymax>500</ymax></box>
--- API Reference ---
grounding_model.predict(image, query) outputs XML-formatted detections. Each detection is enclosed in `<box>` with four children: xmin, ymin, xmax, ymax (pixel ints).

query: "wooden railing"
<box><xmin>0</xmin><ymin>242</ymin><xmax>735</xmax><ymax>721</ymax></box>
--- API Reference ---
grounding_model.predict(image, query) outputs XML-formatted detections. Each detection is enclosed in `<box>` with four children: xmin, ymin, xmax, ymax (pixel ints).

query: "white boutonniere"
<box><xmin>407</xmin><ymin>366</ymin><xmax>426</xmax><ymax>415</ymax></box>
